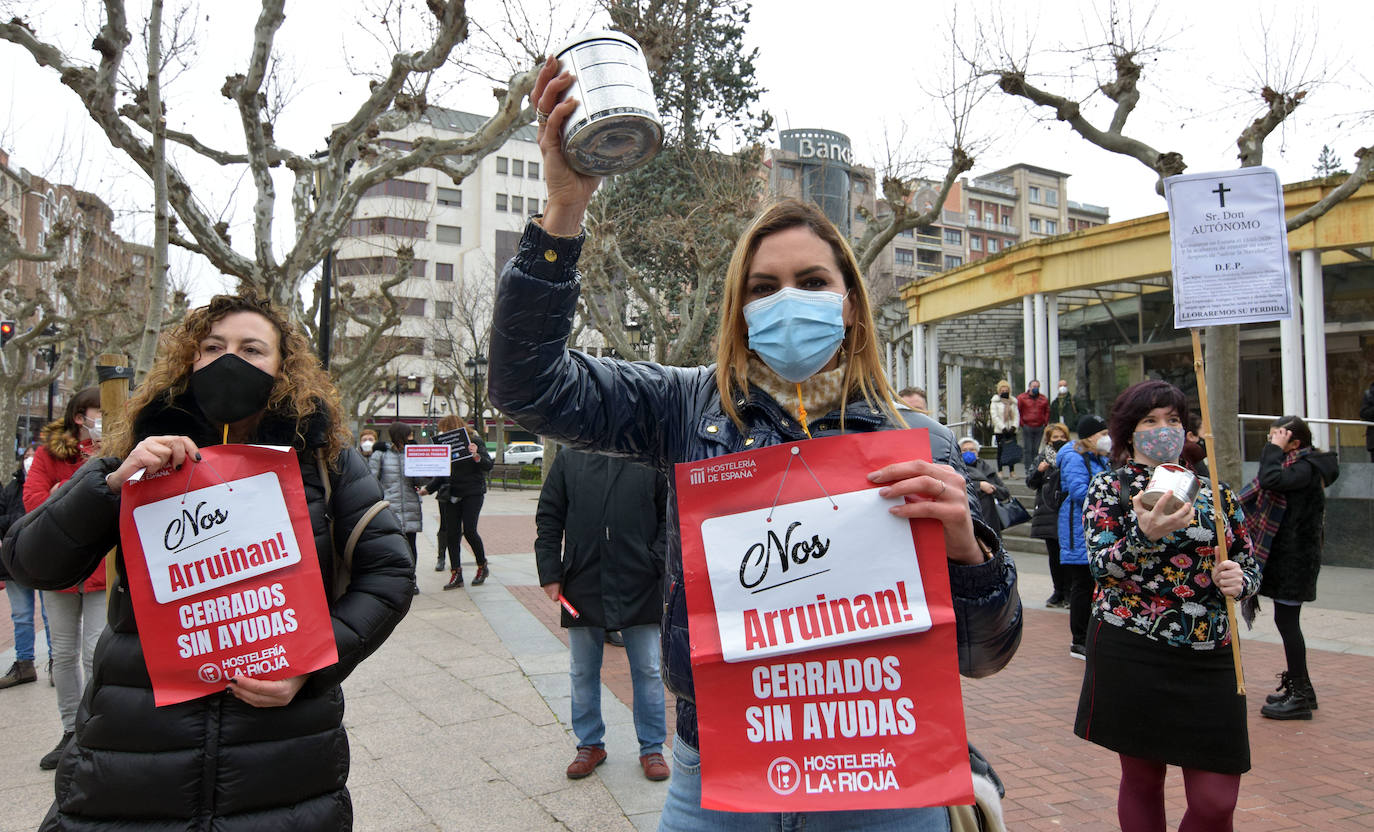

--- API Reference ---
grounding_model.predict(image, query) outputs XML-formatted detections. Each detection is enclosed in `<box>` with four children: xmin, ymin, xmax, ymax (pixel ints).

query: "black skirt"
<box><xmin>1074</xmin><ymin>617</ymin><xmax>1250</xmax><ymax>774</ymax></box>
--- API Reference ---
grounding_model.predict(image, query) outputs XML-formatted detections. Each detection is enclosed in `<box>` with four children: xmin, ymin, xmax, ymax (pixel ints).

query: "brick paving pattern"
<box><xmin>514</xmin><ymin>582</ymin><xmax>1374</xmax><ymax>829</ymax></box>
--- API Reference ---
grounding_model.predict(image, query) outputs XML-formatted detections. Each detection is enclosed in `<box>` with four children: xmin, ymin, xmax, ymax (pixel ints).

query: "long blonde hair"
<box><xmin>105</xmin><ymin>294</ymin><xmax>350</xmax><ymax>461</ymax></box>
<box><xmin>715</xmin><ymin>199</ymin><xmax>901</xmax><ymax>429</ymax></box>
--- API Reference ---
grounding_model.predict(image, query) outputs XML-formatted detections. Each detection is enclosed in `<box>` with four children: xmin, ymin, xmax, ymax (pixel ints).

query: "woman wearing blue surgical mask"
<box><xmin>486</xmin><ymin>58</ymin><xmax>1023</xmax><ymax>830</ymax></box>
<box><xmin>958</xmin><ymin>437</ymin><xmax>1009</xmax><ymax>536</ymax></box>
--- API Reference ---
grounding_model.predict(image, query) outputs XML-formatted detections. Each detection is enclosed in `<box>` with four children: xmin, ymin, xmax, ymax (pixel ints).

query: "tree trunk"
<box><xmin>1204</xmin><ymin>325</ymin><xmax>1241</xmax><ymax>486</ymax></box>
<box><xmin>135</xmin><ymin>0</ymin><xmax>170</xmax><ymax>380</ymax></box>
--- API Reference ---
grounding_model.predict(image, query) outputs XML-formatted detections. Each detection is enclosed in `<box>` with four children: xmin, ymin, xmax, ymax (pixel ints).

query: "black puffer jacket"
<box><xmin>425</xmin><ymin>440</ymin><xmax>494</xmax><ymax>500</ymax></box>
<box><xmin>1256</xmin><ymin>443</ymin><xmax>1339</xmax><ymax>602</ymax></box>
<box><xmin>491</xmin><ymin>221</ymin><xmax>1023</xmax><ymax>751</ymax></box>
<box><xmin>1</xmin><ymin>393</ymin><xmax>414</xmax><ymax>831</ymax></box>
<box><xmin>1024</xmin><ymin>444</ymin><xmax>1062</xmax><ymax>541</ymax></box>
<box><xmin>535</xmin><ymin>449</ymin><xmax>667</xmax><ymax>630</ymax></box>
<box><xmin>0</xmin><ymin>466</ymin><xmax>25</xmax><ymax>581</ymax></box>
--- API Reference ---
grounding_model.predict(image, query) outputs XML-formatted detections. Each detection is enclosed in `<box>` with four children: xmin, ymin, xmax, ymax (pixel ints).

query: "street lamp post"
<box><xmin>464</xmin><ymin>353</ymin><xmax>488</xmax><ymax>433</ymax></box>
<box><xmin>39</xmin><ymin>343</ymin><xmax>59</xmax><ymax>421</ymax></box>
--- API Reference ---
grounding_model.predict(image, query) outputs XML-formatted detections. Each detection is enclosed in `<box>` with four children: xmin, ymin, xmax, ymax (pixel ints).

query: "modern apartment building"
<box><xmin>332</xmin><ymin>109</ymin><xmax>548</xmax><ymax>427</ymax></box>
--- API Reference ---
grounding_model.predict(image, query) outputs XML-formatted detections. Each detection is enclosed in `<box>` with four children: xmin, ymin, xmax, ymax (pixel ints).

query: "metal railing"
<box><xmin>1238</xmin><ymin>413</ymin><xmax>1374</xmax><ymax>463</ymax></box>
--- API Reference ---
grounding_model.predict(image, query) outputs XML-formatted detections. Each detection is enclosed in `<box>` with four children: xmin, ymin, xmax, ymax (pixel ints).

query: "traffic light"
<box><xmin>0</xmin><ymin>320</ymin><xmax>15</xmax><ymax>346</ymax></box>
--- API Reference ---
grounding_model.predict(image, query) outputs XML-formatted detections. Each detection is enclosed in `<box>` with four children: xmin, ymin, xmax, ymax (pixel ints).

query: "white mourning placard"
<box><xmin>1165</xmin><ymin>167</ymin><xmax>1292</xmax><ymax>328</ymax></box>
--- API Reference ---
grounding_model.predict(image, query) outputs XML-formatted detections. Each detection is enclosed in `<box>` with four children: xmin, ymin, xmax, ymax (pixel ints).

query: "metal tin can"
<box><xmin>1140</xmin><ymin>463</ymin><xmax>1199</xmax><ymax>513</ymax></box>
<box><xmin>554</xmin><ymin>30</ymin><xmax>663</xmax><ymax>176</ymax></box>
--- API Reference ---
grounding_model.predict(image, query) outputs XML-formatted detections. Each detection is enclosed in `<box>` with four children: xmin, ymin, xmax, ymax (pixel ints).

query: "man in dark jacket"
<box><xmin>536</xmin><ymin>449</ymin><xmax>670</xmax><ymax>783</ymax></box>
<box><xmin>1</xmin><ymin>453</ymin><xmax>50</xmax><ymax>689</ymax></box>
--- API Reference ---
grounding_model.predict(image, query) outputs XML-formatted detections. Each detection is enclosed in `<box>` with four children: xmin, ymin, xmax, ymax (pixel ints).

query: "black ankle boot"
<box><xmin>443</xmin><ymin>570</ymin><xmax>464</xmax><ymax>590</ymax></box>
<box><xmin>1265</xmin><ymin>671</ymin><xmax>1293</xmax><ymax>705</ymax></box>
<box><xmin>1266</xmin><ymin>671</ymin><xmax>1318</xmax><ymax>710</ymax></box>
<box><xmin>1261</xmin><ymin>682</ymin><xmax>1314</xmax><ymax>720</ymax></box>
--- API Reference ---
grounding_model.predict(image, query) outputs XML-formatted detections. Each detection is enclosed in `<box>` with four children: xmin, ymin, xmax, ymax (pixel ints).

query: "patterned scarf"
<box><xmin>1238</xmin><ymin>445</ymin><xmax>1312</xmax><ymax>624</ymax></box>
<box><xmin>747</xmin><ymin>357</ymin><xmax>848</xmax><ymax>434</ymax></box>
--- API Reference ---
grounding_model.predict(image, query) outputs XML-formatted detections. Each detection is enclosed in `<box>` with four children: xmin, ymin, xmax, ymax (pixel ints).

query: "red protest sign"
<box><xmin>118</xmin><ymin>445</ymin><xmax>338</xmax><ymax>706</ymax></box>
<box><xmin>675</xmin><ymin>430</ymin><xmax>971</xmax><ymax>812</ymax></box>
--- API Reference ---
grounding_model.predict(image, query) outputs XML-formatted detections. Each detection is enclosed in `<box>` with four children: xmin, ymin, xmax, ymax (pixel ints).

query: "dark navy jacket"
<box><xmin>491</xmin><ymin>220</ymin><xmax>1023</xmax><ymax>749</ymax></box>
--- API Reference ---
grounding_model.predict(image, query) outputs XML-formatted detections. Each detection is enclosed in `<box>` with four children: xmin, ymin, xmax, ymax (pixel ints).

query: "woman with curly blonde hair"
<box><xmin>4</xmin><ymin>294</ymin><xmax>415</xmax><ymax>830</ymax></box>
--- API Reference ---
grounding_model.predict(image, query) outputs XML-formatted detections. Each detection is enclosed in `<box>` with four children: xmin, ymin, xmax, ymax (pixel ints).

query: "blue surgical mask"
<box><xmin>961</xmin><ymin>450</ymin><xmax>978</xmax><ymax>465</ymax></box>
<box><xmin>743</xmin><ymin>288</ymin><xmax>846</xmax><ymax>383</ymax></box>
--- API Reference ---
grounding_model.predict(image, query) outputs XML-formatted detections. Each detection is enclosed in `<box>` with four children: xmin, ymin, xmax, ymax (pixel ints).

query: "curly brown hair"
<box><xmin>105</xmin><ymin>294</ymin><xmax>350</xmax><ymax>462</ymax></box>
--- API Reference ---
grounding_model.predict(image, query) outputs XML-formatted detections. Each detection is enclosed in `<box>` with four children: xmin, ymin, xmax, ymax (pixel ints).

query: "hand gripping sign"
<box><xmin>118</xmin><ymin>445</ymin><xmax>338</xmax><ymax>706</ymax></box>
<box><xmin>676</xmin><ymin>430</ymin><xmax>972</xmax><ymax>812</ymax></box>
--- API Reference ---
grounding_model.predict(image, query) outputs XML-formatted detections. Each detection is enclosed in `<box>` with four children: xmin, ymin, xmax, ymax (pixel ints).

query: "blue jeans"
<box><xmin>6</xmin><ymin>579</ymin><xmax>51</xmax><ymax>663</ymax></box>
<box><xmin>658</xmin><ymin>741</ymin><xmax>951</xmax><ymax>832</ymax></box>
<box><xmin>568</xmin><ymin>623</ymin><xmax>665</xmax><ymax>756</ymax></box>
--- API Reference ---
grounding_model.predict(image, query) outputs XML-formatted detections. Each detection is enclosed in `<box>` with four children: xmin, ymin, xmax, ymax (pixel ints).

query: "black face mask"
<box><xmin>1051</xmin><ymin>439</ymin><xmax>1069</xmax><ymax>451</ymax></box>
<box><xmin>999</xmin><ymin>391</ymin><xmax>1010</xmax><ymax>399</ymax></box>
<box><xmin>190</xmin><ymin>354</ymin><xmax>276</xmax><ymax>425</ymax></box>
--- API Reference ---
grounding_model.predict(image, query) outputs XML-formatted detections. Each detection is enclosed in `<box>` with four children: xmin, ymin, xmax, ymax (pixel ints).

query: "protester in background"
<box><xmin>898</xmin><ymin>386</ymin><xmax>928</xmax><ymax>414</ymax></box>
<box><xmin>1027</xmin><ymin>422</ymin><xmax>1072</xmax><ymax>609</ymax></box>
<box><xmin>370</xmin><ymin>422</ymin><xmax>425</xmax><ymax>595</ymax></box>
<box><xmin>1360</xmin><ymin>379</ymin><xmax>1374</xmax><ymax>462</ymax></box>
<box><xmin>990</xmin><ymin>379</ymin><xmax>1020</xmax><ymax>475</ymax></box>
<box><xmin>3</xmin><ymin>293</ymin><xmax>413</xmax><ymax>829</ymax></box>
<box><xmin>1075</xmin><ymin>380</ymin><xmax>1258</xmax><ymax>832</ymax></box>
<box><xmin>1181</xmin><ymin>411</ymin><xmax>1209</xmax><ymax>478</ymax></box>
<box><xmin>959</xmin><ymin>437</ymin><xmax>1009</xmax><ymax>536</ymax></box>
<box><xmin>1240</xmin><ymin>416</ymin><xmax>1338</xmax><ymax>721</ymax></box>
<box><xmin>1017</xmin><ymin>379</ymin><xmax>1049</xmax><ymax>469</ymax></box>
<box><xmin>358</xmin><ymin>428</ymin><xmax>378</xmax><ymax>459</ymax></box>
<box><xmin>22</xmin><ymin>387</ymin><xmax>106</xmax><ymax>769</ymax></box>
<box><xmin>1057</xmin><ymin>414</ymin><xmax>1112</xmax><ymax>659</ymax></box>
<box><xmin>491</xmin><ymin>57</ymin><xmax>1022</xmax><ymax>830</ymax></box>
<box><xmin>427</xmin><ymin>416</ymin><xmax>494</xmax><ymax>590</ymax></box>
<box><xmin>1049</xmin><ymin>382</ymin><xmax>1081</xmax><ymax>432</ymax></box>
<box><xmin>536</xmin><ymin>449</ymin><xmax>669</xmax><ymax>781</ymax></box>
<box><xmin>0</xmin><ymin>447</ymin><xmax>51</xmax><ymax>690</ymax></box>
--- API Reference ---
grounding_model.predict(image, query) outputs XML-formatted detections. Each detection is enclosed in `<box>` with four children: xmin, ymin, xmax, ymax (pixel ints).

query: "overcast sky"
<box><xmin>2</xmin><ymin>0</ymin><xmax>1368</xmax><ymax>302</ymax></box>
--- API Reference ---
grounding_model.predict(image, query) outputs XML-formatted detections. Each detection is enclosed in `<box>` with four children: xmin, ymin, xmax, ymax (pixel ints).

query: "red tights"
<box><xmin>1118</xmin><ymin>754</ymin><xmax>1241</xmax><ymax>832</ymax></box>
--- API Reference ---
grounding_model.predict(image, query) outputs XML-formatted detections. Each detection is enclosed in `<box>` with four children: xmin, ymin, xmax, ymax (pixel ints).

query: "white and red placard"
<box><xmin>118</xmin><ymin>445</ymin><xmax>338</xmax><ymax>706</ymax></box>
<box><xmin>403</xmin><ymin>444</ymin><xmax>452</xmax><ymax>476</ymax></box>
<box><xmin>675</xmin><ymin>430</ymin><xmax>971</xmax><ymax>812</ymax></box>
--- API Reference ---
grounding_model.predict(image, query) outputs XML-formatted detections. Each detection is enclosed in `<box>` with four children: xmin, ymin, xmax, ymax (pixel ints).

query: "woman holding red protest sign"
<box><xmin>3</xmin><ymin>294</ymin><xmax>414</xmax><ymax>831</ymax></box>
<box><xmin>1074</xmin><ymin>380</ymin><xmax>1259</xmax><ymax>832</ymax></box>
<box><xmin>486</xmin><ymin>57</ymin><xmax>1022</xmax><ymax>830</ymax></box>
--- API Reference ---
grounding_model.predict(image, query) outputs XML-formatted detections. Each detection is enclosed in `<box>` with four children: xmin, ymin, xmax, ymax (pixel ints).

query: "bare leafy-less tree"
<box><xmin>0</xmin><ymin>217</ymin><xmax>166</xmax><ymax>479</ymax></box>
<box><xmin>0</xmin><ymin>0</ymin><xmax>541</xmax><ymax>315</ymax></box>
<box><xmin>967</xmin><ymin>3</ymin><xmax>1372</xmax><ymax>485</ymax></box>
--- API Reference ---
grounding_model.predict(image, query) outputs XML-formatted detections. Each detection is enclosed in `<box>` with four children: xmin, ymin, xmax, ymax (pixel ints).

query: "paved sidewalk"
<box><xmin>2</xmin><ymin>485</ymin><xmax>1372</xmax><ymax>830</ymax></box>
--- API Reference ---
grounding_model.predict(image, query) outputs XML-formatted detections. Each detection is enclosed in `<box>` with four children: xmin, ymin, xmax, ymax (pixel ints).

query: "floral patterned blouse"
<box><xmin>1084</xmin><ymin>461</ymin><xmax>1259</xmax><ymax>649</ymax></box>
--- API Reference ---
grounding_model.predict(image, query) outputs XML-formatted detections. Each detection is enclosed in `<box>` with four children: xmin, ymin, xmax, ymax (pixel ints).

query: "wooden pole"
<box><xmin>1190</xmin><ymin>329</ymin><xmax>1246</xmax><ymax>695</ymax></box>
<box><xmin>98</xmin><ymin>354</ymin><xmax>132</xmax><ymax>597</ymax></box>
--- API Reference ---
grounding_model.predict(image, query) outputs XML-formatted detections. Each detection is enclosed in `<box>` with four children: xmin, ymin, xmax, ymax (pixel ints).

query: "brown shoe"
<box><xmin>566</xmin><ymin>746</ymin><xmax>607</xmax><ymax>779</ymax></box>
<box><xmin>640</xmin><ymin>752</ymin><xmax>670</xmax><ymax>781</ymax></box>
<box><xmin>0</xmin><ymin>660</ymin><xmax>37</xmax><ymax>689</ymax></box>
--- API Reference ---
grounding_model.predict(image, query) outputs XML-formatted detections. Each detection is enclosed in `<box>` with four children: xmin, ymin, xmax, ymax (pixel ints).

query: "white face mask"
<box><xmin>360</xmin><ymin>439</ymin><xmax>375</xmax><ymax>452</ymax></box>
<box><xmin>1058</xmin><ymin>386</ymin><xmax>1068</xmax><ymax>395</ymax></box>
<box><xmin>23</xmin><ymin>456</ymin><xmax>34</xmax><ymax>473</ymax></box>
<box><xmin>85</xmin><ymin>416</ymin><xmax>102</xmax><ymax>440</ymax></box>
<box><xmin>1095</xmin><ymin>435</ymin><xmax>1112</xmax><ymax>455</ymax></box>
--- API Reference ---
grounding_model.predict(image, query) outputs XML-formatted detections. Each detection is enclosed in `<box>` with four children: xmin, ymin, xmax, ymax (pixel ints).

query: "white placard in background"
<box><xmin>403</xmin><ymin>445</ymin><xmax>452</xmax><ymax>477</ymax></box>
<box><xmin>1165</xmin><ymin>166</ymin><xmax>1292</xmax><ymax>328</ymax></box>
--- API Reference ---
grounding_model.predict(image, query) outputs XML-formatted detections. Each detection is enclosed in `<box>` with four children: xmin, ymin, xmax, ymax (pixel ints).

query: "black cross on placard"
<box><xmin>1213</xmin><ymin>182</ymin><xmax>1231</xmax><ymax>207</ymax></box>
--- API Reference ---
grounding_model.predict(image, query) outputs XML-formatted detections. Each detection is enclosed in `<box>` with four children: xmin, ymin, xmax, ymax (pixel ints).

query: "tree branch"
<box><xmin>995</xmin><ymin>70</ymin><xmax>1185</xmax><ymax>190</ymax></box>
<box><xmin>1287</xmin><ymin>146</ymin><xmax>1374</xmax><ymax>230</ymax></box>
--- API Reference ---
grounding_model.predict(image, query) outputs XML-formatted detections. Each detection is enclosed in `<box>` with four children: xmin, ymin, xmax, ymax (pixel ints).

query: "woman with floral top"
<box><xmin>1073</xmin><ymin>380</ymin><xmax>1259</xmax><ymax>832</ymax></box>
